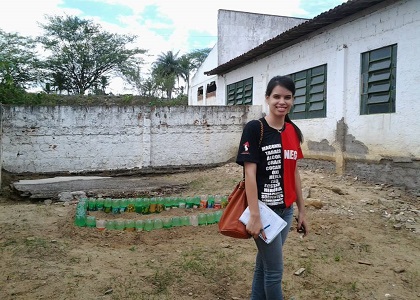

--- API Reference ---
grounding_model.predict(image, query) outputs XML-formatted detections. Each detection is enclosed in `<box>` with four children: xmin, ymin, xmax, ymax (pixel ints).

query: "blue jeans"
<box><xmin>251</xmin><ymin>205</ymin><xmax>294</xmax><ymax>300</ymax></box>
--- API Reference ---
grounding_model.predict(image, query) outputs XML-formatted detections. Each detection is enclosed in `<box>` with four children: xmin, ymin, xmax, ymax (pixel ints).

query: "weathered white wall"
<box><xmin>189</xmin><ymin>10</ymin><xmax>306</xmax><ymax>106</ymax></box>
<box><xmin>1</xmin><ymin>105</ymin><xmax>262</xmax><ymax>174</ymax></box>
<box><xmin>218</xmin><ymin>10</ymin><xmax>307</xmax><ymax>65</ymax></box>
<box><xmin>189</xmin><ymin>46</ymin><xmax>218</xmax><ymax>106</ymax></box>
<box><xmin>222</xmin><ymin>0</ymin><xmax>420</xmax><ymax>162</ymax></box>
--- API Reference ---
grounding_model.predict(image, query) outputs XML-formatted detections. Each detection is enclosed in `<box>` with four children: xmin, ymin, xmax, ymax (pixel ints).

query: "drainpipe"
<box><xmin>335</xmin><ymin>44</ymin><xmax>348</xmax><ymax>175</ymax></box>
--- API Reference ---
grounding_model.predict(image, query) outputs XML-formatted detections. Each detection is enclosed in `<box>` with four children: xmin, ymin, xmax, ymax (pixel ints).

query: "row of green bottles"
<box><xmin>86</xmin><ymin>196</ymin><xmax>229</xmax><ymax>213</ymax></box>
<box><xmin>91</xmin><ymin>211</ymin><xmax>223</xmax><ymax>231</ymax></box>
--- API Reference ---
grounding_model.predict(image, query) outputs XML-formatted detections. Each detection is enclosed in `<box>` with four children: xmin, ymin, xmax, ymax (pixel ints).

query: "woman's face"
<box><xmin>266</xmin><ymin>85</ymin><xmax>294</xmax><ymax>118</ymax></box>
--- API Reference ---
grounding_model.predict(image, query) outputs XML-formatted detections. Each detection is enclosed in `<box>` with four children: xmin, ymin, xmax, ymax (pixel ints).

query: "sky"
<box><xmin>0</xmin><ymin>0</ymin><xmax>347</xmax><ymax>94</ymax></box>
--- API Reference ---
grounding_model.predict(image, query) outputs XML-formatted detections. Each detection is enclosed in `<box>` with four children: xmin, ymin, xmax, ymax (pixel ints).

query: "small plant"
<box><xmin>334</xmin><ymin>254</ymin><xmax>342</xmax><ymax>262</ymax></box>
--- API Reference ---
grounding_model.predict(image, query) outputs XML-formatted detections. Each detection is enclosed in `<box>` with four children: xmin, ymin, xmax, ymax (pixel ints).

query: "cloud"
<box><xmin>0</xmin><ymin>0</ymin><xmax>347</xmax><ymax>94</ymax></box>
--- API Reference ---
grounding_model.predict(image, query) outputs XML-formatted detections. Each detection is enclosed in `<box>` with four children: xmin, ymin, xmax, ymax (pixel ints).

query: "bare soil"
<box><xmin>0</xmin><ymin>163</ymin><xmax>419</xmax><ymax>300</ymax></box>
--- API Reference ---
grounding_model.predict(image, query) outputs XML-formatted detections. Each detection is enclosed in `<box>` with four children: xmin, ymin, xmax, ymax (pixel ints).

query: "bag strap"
<box><xmin>242</xmin><ymin>119</ymin><xmax>264</xmax><ymax>179</ymax></box>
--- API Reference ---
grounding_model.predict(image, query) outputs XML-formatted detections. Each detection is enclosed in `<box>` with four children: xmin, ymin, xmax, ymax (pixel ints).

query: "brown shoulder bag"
<box><xmin>218</xmin><ymin>120</ymin><xmax>263</xmax><ymax>239</ymax></box>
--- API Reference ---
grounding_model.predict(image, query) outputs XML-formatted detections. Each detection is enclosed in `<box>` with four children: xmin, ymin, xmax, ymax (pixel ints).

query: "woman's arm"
<box><xmin>295</xmin><ymin>166</ymin><xmax>308</xmax><ymax>236</ymax></box>
<box><xmin>244</xmin><ymin>162</ymin><xmax>264</xmax><ymax>239</ymax></box>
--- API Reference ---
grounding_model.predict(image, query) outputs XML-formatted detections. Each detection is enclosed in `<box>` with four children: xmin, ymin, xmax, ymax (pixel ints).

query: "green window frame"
<box><xmin>226</xmin><ymin>77</ymin><xmax>253</xmax><ymax>105</ymax></box>
<box><xmin>360</xmin><ymin>44</ymin><xmax>397</xmax><ymax>115</ymax></box>
<box><xmin>289</xmin><ymin>64</ymin><xmax>327</xmax><ymax>119</ymax></box>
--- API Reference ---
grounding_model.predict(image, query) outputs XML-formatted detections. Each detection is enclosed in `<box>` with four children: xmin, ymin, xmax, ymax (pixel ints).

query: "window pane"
<box><xmin>294</xmin><ymin>96</ymin><xmax>306</xmax><ymax>105</ymax></box>
<box><xmin>293</xmin><ymin>104</ymin><xmax>306</xmax><ymax>113</ymax></box>
<box><xmin>311</xmin><ymin>65</ymin><xmax>325</xmax><ymax>76</ymax></box>
<box><xmin>309</xmin><ymin>93</ymin><xmax>324</xmax><ymax>102</ymax></box>
<box><xmin>294</xmin><ymin>71</ymin><xmax>306</xmax><ymax>80</ymax></box>
<box><xmin>367</xmin><ymin>93</ymin><xmax>390</xmax><ymax>104</ymax></box>
<box><xmin>368</xmin><ymin>82</ymin><xmax>390</xmax><ymax>93</ymax></box>
<box><xmin>295</xmin><ymin>79</ymin><xmax>307</xmax><ymax>88</ymax></box>
<box><xmin>370</xmin><ymin>47</ymin><xmax>391</xmax><ymax>61</ymax></box>
<box><xmin>311</xmin><ymin>75</ymin><xmax>325</xmax><ymax>85</ymax></box>
<box><xmin>369</xmin><ymin>59</ymin><xmax>391</xmax><ymax>72</ymax></box>
<box><xmin>309</xmin><ymin>102</ymin><xmax>324</xmax><ymax>111</ymax></box>
<box><xmin>310</xmin><ymin>84</ymin><xmax>324</xmax><ymax>94</ymax></box>
<box><xmin>295</xmin><ymin>87</ymin><xmax>306</xmax><ymax>97</ymax></box>
<box><xmin>369</xmin><ymin>71</ymin><xmax>390</xmax><ymax>83</ymax></box>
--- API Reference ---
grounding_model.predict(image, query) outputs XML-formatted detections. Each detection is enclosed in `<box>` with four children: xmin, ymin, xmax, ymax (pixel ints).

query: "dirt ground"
<box><xmin>0</xmin><ymin>163</ymin><xmax>419</xmax><ymax>300</ymax></box>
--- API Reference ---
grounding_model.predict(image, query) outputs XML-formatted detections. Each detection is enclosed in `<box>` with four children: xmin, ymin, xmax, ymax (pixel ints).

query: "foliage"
<box><xmin>37</xmin><ymin>15</ymin><xmax>146</xmax><ymax>95</ymax></box>
<box><xmin>0</xmin><ymin>29</ymin><xmax>40</xmax><ymax>88</ymax></box>
<box><xmin>0</xmin><ymin>92</ymin><xmax>187</xmax><ymax>107</ymax></box>
<box><xmin>150</xmin><ymin>48</ymin><xmax>211</xmax><ymax>99</ymax></box>
<box><xmin>152</xmin><ymin>50</ymin><xmax>181</xmax><ymax>100</ymax></box>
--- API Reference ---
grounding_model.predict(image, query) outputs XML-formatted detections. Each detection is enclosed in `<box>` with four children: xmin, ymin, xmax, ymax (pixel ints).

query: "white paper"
<box><xmin>239</xmin><ymin>200</ymin><xmax>287</xmax><ymax>244</ymax></box>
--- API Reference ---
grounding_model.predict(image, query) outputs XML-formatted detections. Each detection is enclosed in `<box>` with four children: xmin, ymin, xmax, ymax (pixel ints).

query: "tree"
<box><xmin>187</xmin><ymin>48</ymin><xmax>211</xmax><ymax>70</ymax></box>
<box><xmin>0</xmin><ymin>29</ymin><xmax>40</xmax><ymax>88</ymax></box>
<box><xmin>38</xmin><ymin>15</ymin><xmax>146</xmax><ymax>94</ymax></box>
<box><xmin>152</xmin><ymin>50</ymin><xmax>183</xmax><ymax>99</ymax></box>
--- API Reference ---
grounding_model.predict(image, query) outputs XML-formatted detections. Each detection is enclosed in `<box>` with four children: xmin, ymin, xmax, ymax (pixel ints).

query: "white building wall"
<box><xmin>222</xmin><ymin>0</ymin><xmax>420</xmax><ymax>161</ymax></box>
<box><xmin>189</xmin><ymin>10</ymin><xmax>306</xmax><ymax>106</ymax></box>
<box><xmin>218</xmin><ymin>10</ymin><xmax>306</xmax><ymax>65</ymax></box>
<box><xmin>189</xmin><ymin>47</ymin><xmax>218</xmax><ymax>106</ymax></box>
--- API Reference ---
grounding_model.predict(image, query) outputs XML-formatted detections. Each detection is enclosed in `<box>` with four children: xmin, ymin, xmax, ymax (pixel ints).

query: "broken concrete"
<box><xmin>11</xmin><ymin>175</ymin><xmax>189</xmax><ymax>200</ymax></box>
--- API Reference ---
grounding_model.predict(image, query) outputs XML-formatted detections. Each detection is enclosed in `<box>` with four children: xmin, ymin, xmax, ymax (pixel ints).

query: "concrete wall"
<box><xmin>216</xmin><ymin>0</ymin><xmax>420</xmax><ymax>189</ymax></box>
<box><xmin>1</xmin><ymin>105</ymin><xmax>262</xmax><ymax>174</ymax></box>
<box><xmin>218</xmin><ymin>10</ymin><xmax>307</xmax><ymax>65</ymax></box>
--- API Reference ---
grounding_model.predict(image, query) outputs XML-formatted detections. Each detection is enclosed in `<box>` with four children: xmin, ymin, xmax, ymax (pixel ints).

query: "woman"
<box><xmin>236</xmin><ymin>75</ymin><xmax>308</xmax><ymax>300</ymax></box>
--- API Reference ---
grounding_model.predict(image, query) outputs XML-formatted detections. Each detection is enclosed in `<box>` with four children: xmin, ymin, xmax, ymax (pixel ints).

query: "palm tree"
<box><xmin>179</xmin><ymin>48</ymin><xmax>211</xmax><ymax>97</ymax></box>
<box><xmin>152</xmin><ymin>51</ymin><xmax>182</xmax><ymax>99</ymax></box>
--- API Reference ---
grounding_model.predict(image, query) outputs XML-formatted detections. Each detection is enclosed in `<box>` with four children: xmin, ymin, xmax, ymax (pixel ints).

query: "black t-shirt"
<box><xmin>236</xmin><ymin>118</ymin><xmax>303</xmax><ymax>208</ymax></box>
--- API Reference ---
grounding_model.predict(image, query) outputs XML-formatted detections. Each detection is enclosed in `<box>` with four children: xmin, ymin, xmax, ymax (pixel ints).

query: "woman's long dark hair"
<box><xmin>265</xmin><ymin>76</ymin><xmax>304</xmax><ymax>143</ymax></box>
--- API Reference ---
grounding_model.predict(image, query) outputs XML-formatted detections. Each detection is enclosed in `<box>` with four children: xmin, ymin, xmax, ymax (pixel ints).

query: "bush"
<box><xmin>0</xmin><ymin>90</ymin><xmax>189</xmax><ymax>107</ymax></box>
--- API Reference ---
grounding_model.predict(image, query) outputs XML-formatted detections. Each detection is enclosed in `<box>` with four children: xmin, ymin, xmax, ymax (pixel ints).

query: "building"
<box><xmin>189</xmin><ymin>9</ymin><xmax>306</xmax><ymax>106</ymax></box>
<box><xmin>190</xmin><ymin>0</ymin><xmax>420</xmax><ymax>189</ymax></box>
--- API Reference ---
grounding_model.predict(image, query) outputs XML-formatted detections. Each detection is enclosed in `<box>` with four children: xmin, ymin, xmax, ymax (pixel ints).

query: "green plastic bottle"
<box><xmin>87</xmin><ymin>198</ymin><xmax>96</xmax><ymax>211</ymax></box>
<box><xmin>163</xmin><ymin>218</ymin><xmax>172</xmax><ymax>229</ymax></box>
<box><xmin>153</xmin><ymin>218</ymin><xmax>163</xmax><ymax>229</ymax></box>
<box><xmin>105</xmin><ymin>220</ymin><xmax>115</xmax><ymax>230</ymax></box>
<box><xmin>142</xmin><ymin>198</ymin><xmax>150</xmax><ymax>214</ymax></box>
<box><xmin>86</xmin><ymin>215</ymin><xmax>96</xmax><ymax>227</ymax></box>
<box><xmin>144</xmin><ymin>219</ymin><xmax>153</xmax><ymax>231</ymax></box>
<box><xmin>115</xmin><ymin>219</ymin><xmax>125</xmax><ymax>230</ymax></box>
<box><xmin>135</xmin><ymin>220</ymin><xmax>144</xmax><ymax>231</ymax></box>
<box><xmin>125</xmin><ymin>219</ymin><xmax>135</xmax><ymax>232</ymax></box>
<box><xmin>112</xmin><ymin>199</ymin><xmax>120</xmax><ymax>214</ymax></box>
<box><xmin>206</xmin><ymin>212</ymin><xmax>215</xmax><ymax>224</ymax></box>
<box><xmin>171</xmin><ymin>216</ymin><xmax>181</xmax><ymax>227</ymax></box>
<box><xmin>198</xmin><ymin>213</ymin><xmax>207</xmax><ymax>226</ymax></box>
<box><xmin>120</xmin><ymin>199</ymin><xmax>128</xmax><ymax>213</ymax></box>
<box><xmin>181</xmin><ymin>216</ymin><xmax>190</xmax><ymax>226</ymax></box>
<box><xmin>104</xmin><ymin>198</ymin><xmax>112</xmax><ymax>213</ymax></box>
<box><xmin>96</xmin><ymin>198</ymin><xmax>104</xmax><ymax>211</ymax></box>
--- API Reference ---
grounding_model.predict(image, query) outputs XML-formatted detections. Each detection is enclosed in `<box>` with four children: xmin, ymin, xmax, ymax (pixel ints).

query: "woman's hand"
<box><xmin>246</xmin><ymin>214</ymin><xmax>265</xmax><ymax>240</ymax></box>
<box><xmin>296</xmin><ymin>212</ymin><xmax>308</xmax><ymax>237</ymax></box>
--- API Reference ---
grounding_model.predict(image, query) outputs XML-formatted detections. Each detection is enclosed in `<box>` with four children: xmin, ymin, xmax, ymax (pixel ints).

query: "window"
<box><xmin>226</xmin><ymin>77</ymin><xmax>253</xmax><ymax>105</ymax></box>
<box><xmin>289</xmin><ymin>64</ymin><xmax>327</xmax><ymax>119</ymax></box>
<box><xmin>197</xmin><ymin>86</ymin><xmax>203</xmax><ymax>100</ymax></box>
<box><xmin>206</xmin><ymin>81</ymin><xmax>217</xmax><ymax>97</ymax></box>
<box><xmin>360</xmin><ymin>44</ymin><xmax>397</xmax><ymax>115</ymax></box>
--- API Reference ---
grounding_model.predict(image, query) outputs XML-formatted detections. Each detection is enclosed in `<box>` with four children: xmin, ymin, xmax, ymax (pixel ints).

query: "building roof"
<box><xmin>205</xmin><ymin>0</ymin><xmax>396</xmax><ymax>75</ymax></box>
